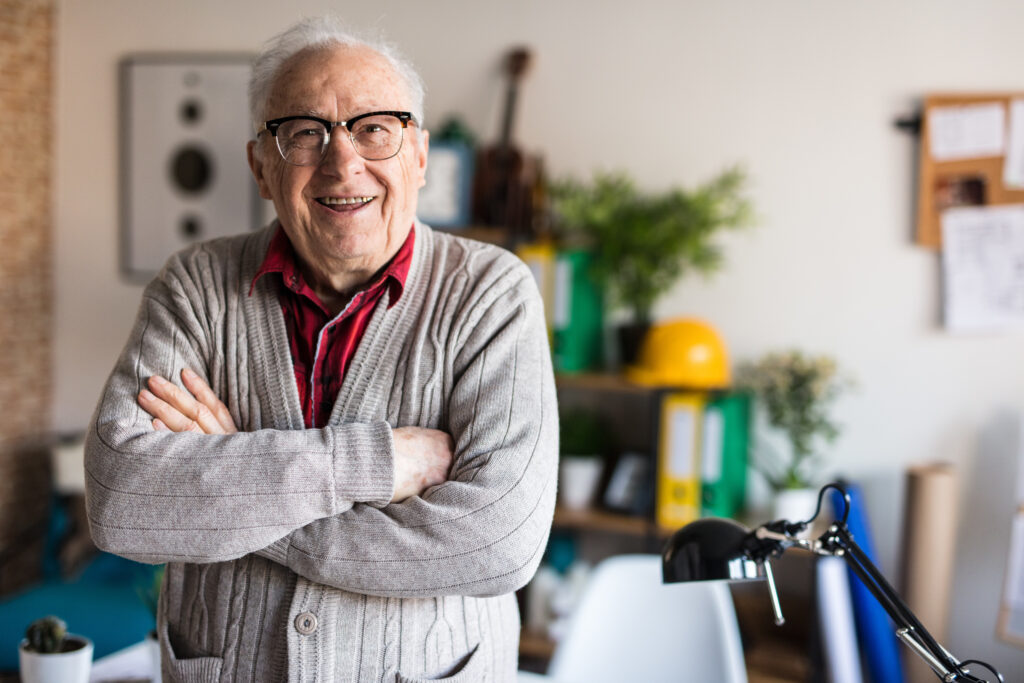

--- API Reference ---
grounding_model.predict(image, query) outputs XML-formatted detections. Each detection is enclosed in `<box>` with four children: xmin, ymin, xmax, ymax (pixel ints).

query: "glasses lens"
<box><xmin>275</xmin><ymin>118</ymin><xmax>328</xmax><ymax>166</ymax></box>
<box><xmin>349</xmin><ymin>114</ymin><xmax>404</xmax><ymax>160</ymax></box>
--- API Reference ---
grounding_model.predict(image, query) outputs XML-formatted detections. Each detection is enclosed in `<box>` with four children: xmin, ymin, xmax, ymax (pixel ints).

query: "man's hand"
<box><xmin>138</xmin><ymin>368</ymin><xmax>237</xmax><ymax>434</ymax></box>
<box><xmin>138</xmin><ymin>369</ymin><xmax>453</xmax><ymax>501</ymax></box>
<box><xmin>391</xmin><ymin>427</ymin><xmax>454</xmax><ymax>502</ymax></box>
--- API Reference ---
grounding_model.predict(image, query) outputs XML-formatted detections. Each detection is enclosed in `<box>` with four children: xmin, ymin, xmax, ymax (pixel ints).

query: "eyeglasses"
<box><xmin>259</xmin><ymin>111</ymin><xmax>415</xmax><ymax>166</ymax></box>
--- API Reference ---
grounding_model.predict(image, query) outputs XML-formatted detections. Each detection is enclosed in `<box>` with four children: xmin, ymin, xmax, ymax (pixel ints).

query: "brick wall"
<box><xmin>0</xmin><ymin>0</ymin><xmax>54</xmax><ymax>594</ymax></box>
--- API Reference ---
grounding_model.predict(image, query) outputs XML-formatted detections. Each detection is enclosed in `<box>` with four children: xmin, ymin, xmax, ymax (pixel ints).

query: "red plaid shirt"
<box><xmin>250</xmin><ymin>226</ymin><xmax>414</xmax><ymax>428</ymax></box>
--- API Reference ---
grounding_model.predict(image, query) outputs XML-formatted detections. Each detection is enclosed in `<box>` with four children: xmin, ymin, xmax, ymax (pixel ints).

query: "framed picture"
<box><xmin>120</xmin><ymin>53</ymin><xmax>260</xmax><ymax>281</ymax></box>
<box><xmin>603</xmin><ymin>452</ymin><xmax>653</xmax><ymax>515</ymax></box>
<box><xmin>417</xmin><ymin>141</ymin><xmax>475</xmax><ymax>228</ymax></box>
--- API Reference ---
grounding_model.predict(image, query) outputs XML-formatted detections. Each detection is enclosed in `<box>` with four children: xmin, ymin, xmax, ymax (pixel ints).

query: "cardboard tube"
<box><xmin>900</xmin><ymin>463</ymin><xmax>959</xmax><ymax>683</ymax></box>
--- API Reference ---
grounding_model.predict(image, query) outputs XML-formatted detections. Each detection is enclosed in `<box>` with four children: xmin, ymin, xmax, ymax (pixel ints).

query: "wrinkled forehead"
<box><xmin>266</xmin><ymin>45</ymin><xmax>412</xmax><ymax>118</ymax></box>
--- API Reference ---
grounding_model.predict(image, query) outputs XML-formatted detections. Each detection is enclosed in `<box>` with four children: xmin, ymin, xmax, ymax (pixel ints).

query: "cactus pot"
<box><xmin>19</xmin><ymin>635</ymin><xmax>93</xmax><ymax>683</ymax></box>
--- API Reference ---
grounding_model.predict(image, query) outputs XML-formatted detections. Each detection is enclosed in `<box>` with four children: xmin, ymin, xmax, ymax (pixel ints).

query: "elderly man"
<box><xmin>85</xmin><ymin>16</ymin><xmax>557</xmax><ymax>683</ymax></box>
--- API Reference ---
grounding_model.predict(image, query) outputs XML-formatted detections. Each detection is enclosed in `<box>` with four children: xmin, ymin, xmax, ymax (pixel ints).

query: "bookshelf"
<box><xmin>436</xmin><ymin>225</ymin><xmax>509</xmax><ymax>246</ymax></box>
<box><xmin>554</xmin><ymin>372</ymin><xmax>651</xmax><ymax>393</ymax></box>
<box><xmin>553</xmin><ymin>506</ymin><xmax>661</xmax><ymax>536</ymax></box>
<box><xmin>525</xmin><ymin>373</ymin><xmax>815</xmax><ymax>682</ymax></box>
<box><xmin>519</xmin><ymin>372</ymin><xmax>664</xmax><ymax>671</ymax></box>
<box><xmin>518</xmin><ymin>630</ymin><xmax>557</xmax><ymax>660</ymax></box>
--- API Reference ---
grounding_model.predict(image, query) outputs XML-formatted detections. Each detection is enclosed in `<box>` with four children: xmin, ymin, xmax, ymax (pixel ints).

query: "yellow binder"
<box><xmin>515</xmin><ymin>242</ymin><xmax>557</xmax><ymax>337</ymax></box>
<box><xmin>656</xmin><ymin>392</ymin><xmax>705</xmax><ymax>530</ymax></box>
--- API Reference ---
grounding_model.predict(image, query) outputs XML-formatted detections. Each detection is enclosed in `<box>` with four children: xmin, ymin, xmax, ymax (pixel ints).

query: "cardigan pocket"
<box><xmin>159</xmin><ymin>618</ymin><xmax>224</xmax><ymax>683</ymax></box>
<box><xmin>394</xmin><ymin>644</ymin><xmax>486</xmax><ymax>683</ymax></box>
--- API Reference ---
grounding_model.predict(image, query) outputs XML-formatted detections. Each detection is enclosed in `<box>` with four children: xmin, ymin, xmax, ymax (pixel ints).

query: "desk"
<box><xmin>89</xmin><ymin>642</ymin><xmax>551</xmax><ymax>682</ymax></box>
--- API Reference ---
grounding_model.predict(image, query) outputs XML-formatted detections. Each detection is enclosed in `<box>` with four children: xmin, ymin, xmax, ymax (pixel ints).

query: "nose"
<box><xmin>318</xmin><ymin>128</ymin><xmax>364</xmax><ymax>177</ymax></box>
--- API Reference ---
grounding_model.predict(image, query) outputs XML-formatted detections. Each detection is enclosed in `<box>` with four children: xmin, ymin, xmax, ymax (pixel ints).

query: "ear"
<box><xmin>247</xmin><ymin>139</ymin><xmax>273</xmax><ymax>200</ymax></box>
<box><xmin>415</xmin><ymin>129</ymin><xmax>429</xmax><ymax>190</ymax></box>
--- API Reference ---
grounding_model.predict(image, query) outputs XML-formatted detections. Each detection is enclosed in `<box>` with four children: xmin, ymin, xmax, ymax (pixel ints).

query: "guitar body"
<box><xmin>473</xmin><ymin>48</ymin><xmax>544</xmax><ymax>242</ymax></box>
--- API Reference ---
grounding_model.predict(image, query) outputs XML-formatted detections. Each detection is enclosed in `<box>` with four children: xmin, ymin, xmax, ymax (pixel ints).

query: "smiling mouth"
<box><xmin>316</xmin><ymin>196</ymin><xmax>375</xmax><ymax>208</ymax></box>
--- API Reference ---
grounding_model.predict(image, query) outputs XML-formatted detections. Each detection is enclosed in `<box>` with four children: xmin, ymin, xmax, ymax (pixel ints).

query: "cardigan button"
<box><xmin>294</xmin><ymin>611</ymin><xmax>318</xmax><ymax>635</ymax></box>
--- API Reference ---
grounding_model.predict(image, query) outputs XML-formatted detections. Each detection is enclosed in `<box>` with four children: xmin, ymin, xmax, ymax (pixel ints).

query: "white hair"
<box><xmin>248</xmin><ymin>16</ymin><xmax>426</xmax><ymax>133</ymax></box>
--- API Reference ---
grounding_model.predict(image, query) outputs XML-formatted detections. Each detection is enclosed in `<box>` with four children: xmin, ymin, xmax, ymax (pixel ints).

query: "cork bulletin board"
<box><xmin>916</xmin><ymin>93</ymin><xmax>1024</xmax><ymax>248</ymax></box>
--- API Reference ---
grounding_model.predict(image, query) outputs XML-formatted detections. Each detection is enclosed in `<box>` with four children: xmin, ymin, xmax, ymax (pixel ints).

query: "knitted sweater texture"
<box><xmin>85</xmin><ymin>223</ymin><xmax>558</xmax><ymax>682</ymax></box>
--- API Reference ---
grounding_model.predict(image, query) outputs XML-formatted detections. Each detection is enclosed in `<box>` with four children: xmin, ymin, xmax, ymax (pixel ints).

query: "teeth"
<box><xmin>320</xmin><ymin>196</ymin><xmax>374</xmax><ymax>205</ymax></box>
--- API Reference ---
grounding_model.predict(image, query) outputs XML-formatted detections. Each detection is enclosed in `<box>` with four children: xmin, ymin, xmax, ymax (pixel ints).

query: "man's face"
<box><xmin>247</xmin><ymin>45</ymin><xmax>428</xmax><ymax>286</ymax></box>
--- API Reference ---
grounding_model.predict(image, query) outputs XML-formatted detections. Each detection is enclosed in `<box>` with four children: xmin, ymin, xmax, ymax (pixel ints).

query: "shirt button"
<box><xmin>294</xmin><ymin>611</ymin><xmax>318</xmax><ymax>635</ymax></box>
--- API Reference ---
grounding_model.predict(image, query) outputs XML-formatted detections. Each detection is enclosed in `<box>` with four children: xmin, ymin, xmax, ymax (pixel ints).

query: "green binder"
<box><xmin>700</xmin><ymin>392</ymin><xmax>750</xmax><ymax>518</ymax></box>
<box><xmin>552</xmin><ymin>249</ymin><xmax>604</xmax><ymax>373</ymax></box>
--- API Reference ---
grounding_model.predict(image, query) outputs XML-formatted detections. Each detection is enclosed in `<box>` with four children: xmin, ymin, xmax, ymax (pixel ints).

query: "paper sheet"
<box><xmin>817</xmin><ymin>556</ymin><xmax>863</xmax><ymax>683</ymax></box>
<box><xmin>1005</xmin><ymin>100</ymin><xmax>1024</xmax><ymax>189</ymax></box>
<box><xmin>929</xmin><ymin>102</ymin><xmax>1006</xmax><ymax>161</ymax></box>
<box><xmin>999</xmin><ymin>416</ymin><xmax>1024</xmax><ymax>647</ymax></box>
<box><xmin>700</xmin><ymin>406</ymin><xmax>724</xmax><ymax>482</ymax></box>
<box><xmin>941</xmin><ymin>204</ymin><xmax>1024</xmax><ymax>332</ymax></box>
<box><xmin>667</xmin><ymin>405</ymin><xmax>697</xmax><ymax>476</ymax></box>
<box><xmin>89</xmin><ymin>640</ymin><xmax>153</xmax><ymax>681</ymax></box>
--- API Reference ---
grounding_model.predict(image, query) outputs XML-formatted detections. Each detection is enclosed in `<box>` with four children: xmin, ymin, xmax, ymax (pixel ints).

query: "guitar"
<box><xmin>473</xmin><ymin>47</ymin><xmax>544</xmax><ymax>242</ymax></box>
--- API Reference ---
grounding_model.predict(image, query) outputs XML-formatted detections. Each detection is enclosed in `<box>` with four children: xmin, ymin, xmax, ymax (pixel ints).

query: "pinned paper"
<box><xmin>929</xmin><ymin>103</ymin><xmax>1006</xmax><ymax>162</ymax></box>
<box><xmin>1005</xmin><ymin>100</ymin><xmax>1024</xmax><ymax>189</ymax></box>
<box><xmin>941</xmin><ymin>204</ymin><xmax>1024</xmax><ymax>332</ymax></box>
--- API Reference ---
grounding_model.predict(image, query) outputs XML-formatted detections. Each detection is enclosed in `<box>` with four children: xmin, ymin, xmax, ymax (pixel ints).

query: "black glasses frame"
<box><xmin>260</xmin><ymin>110</ymin><xmax>415</xmax><ymax>163</ymax></box>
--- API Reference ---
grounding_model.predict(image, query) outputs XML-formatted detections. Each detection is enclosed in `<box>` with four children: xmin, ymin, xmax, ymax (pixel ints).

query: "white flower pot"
<box><xmin>559</xmin><ymin>457</ymin><xmax>604</xmax><ymax>510</ymax></box>
<box><xmin>19</xmin><ymin>635</ymin><xmax>93</xmax><ymax>683</ymax></box>
<box><xmin>772</xmin><ymin>488</ymin><xmax>820</xmax><ymax>531</ymax></box>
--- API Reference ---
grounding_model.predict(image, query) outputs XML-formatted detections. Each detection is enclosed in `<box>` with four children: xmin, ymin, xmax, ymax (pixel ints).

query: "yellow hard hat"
<box><xmin>625</xmin><ymin>318</ymin><xmax>731</xmax><ymax>388</ymax></box>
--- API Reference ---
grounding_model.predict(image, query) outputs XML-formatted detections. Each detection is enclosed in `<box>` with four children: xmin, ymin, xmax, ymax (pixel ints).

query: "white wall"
<box><xmin>54</xmin><ymin>0</ymin><xmax>1024</xmax><ymax>673</ymax></box>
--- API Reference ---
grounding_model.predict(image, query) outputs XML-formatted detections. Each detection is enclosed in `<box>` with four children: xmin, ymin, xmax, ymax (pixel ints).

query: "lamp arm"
<box><xmin>818</xmin><ymin>523</ymin><xmax>1000</xmax><ymax>683</ymax></box>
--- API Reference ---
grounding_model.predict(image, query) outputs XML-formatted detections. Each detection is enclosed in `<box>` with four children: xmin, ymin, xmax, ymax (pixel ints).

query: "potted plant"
<box><xmin>19</xmin><ymin>616</ymin><xmax>93</xmax><ymax>683</ymax></box>
<box><xmin>737</xmin><ymin>350</ymin><xmax>853</xmax><ymax>522</ymax></box>
<box><xmin>559</xmin><ymin>409</ymin><xmax>613</xmax><ymax>510</ymax></box>
<box><xmin>550</xmin><ymin>166</ymin><xmax>753</xmax><ymax>363</ymax></box>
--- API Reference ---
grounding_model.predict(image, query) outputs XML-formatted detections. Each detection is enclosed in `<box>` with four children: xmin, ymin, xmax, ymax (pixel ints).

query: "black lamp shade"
<box><xmin>662</xmin><ymin>517</ymin><xmax>766</xmax><ymax>583</ymax></box>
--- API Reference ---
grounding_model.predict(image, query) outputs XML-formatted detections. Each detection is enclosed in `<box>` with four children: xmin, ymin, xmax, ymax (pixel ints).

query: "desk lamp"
<box><xmin>661</xmin><ymin>483</ymin><xmax>1004</xmax><ymax>683</ymax></box>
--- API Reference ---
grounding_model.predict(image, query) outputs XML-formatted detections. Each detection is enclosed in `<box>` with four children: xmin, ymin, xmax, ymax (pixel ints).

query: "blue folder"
<box><xmin>829</xmin><ymin>483</ymin><xmax>906</xmax><ymax>683</ymax></box>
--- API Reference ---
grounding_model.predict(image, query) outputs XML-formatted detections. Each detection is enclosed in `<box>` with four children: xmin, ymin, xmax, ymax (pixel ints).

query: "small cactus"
<box><xmin>25</xmin><ymin>616</ymin><xmax>67</xmax><ymax>654</ymax></box>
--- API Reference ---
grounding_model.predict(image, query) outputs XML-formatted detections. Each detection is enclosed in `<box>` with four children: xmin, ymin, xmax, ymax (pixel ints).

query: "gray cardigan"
<box><xmin>85</xmin><ymin>223</ymin><xmax>558</xmax><ymax>682</ymax></box>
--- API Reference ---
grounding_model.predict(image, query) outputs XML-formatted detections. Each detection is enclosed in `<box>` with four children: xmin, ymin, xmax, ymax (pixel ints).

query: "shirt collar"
<box><xmin>250</xmin><ymin>223</ymin><xmax>415</xmax><ymax>310</ymax></box>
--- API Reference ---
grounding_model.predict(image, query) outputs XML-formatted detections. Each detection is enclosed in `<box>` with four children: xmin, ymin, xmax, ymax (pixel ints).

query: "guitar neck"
<box><xmin>498</xmin><ymin>80</ymin><xmax>520</xmax><ymax>154</ymax></box>
<box><xmin>497</xmin><ymin>48</ymin><xmax>530</xmax><ymax>154</ymax></box>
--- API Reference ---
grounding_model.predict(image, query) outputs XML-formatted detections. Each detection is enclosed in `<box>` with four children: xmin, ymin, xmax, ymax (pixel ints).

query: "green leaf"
<box><xmin>550</xmin><ymin>166</ymin><xmax>754</xmax><ymax>322</ymax></box>
<box><xmin>736</xmin><ymin>350</ymin><xmax>853</xmax><ymax>490</ymax></box>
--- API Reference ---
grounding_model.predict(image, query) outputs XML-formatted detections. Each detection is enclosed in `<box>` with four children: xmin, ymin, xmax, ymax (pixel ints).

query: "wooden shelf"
<box><xmin>553</xmin><ymin>506</ymin><xmax>670</xmax><ymax>537</ymax></box>
<box><xmin>518</xmin><ymin>629</ymin><xmax>556</xmax><ymax>660</ymax></box>
<box><xmin>435</xmin><ymin>225</ymin><xmax>509</xmax><ymax>246</ymax></box>
<box><xmin>555</xmin><ymin>372</ymin><xmax>650</xmax><ymax>393</ymax></box>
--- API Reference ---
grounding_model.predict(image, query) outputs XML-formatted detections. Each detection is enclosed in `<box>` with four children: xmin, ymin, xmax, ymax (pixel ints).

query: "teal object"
<box><xmin>0</xmin><ymin>494</ymin><xmax>159</xmax><ymax>673</ymax></box>
<box><xmin>543</xmin><ymin>532</ymin><xmax>578</xmax><ymax>574</ymax></box>
<box><xmin>553</xmin><ymin>249</ymin><xmax>604</xmax><ymax>373</ymax></box>
<box><xmin>701</xmin><ymin>392</ymin><xmax>750</xmax><ymax>518</ymax></box>
<box><xmin>0</xmin><ymin>553</ymin><xmax>158</xmax><ymax>672</ymax></box>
